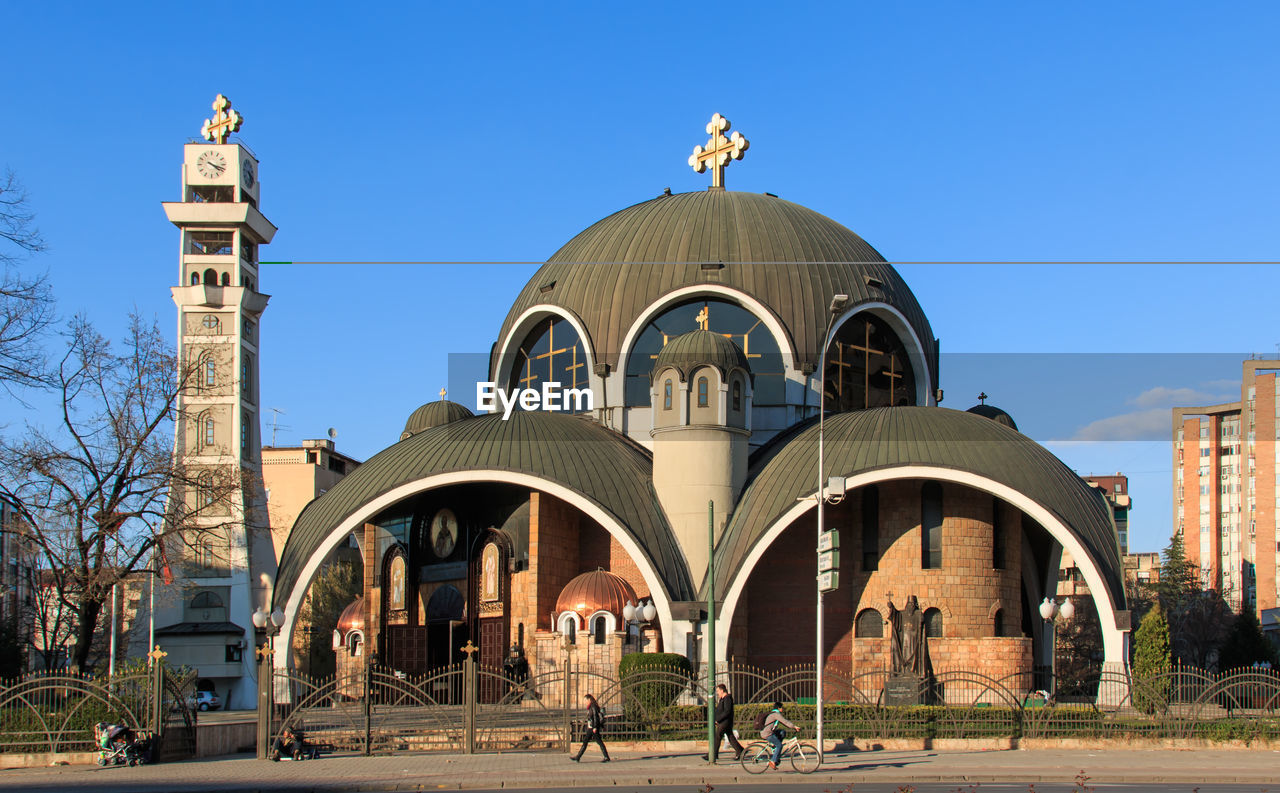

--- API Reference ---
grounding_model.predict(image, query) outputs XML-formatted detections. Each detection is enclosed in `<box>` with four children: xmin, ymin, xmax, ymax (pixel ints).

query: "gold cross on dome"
<box><xmin>147</xmin><ymin>645</ymin><xmax>168</xmax><ymax>663</ymax></box>
<box><xmin>440</xmin><ymin>387</ymin><xmax>447</xmax><ymax>400</ymax></box>
<box><xmin>695</xmin><ymin>305</ymin><xmax>710</xmax><ymax>330</ymax></box>
<box><xmin>201</xmin><ymin>94</ymin><xmax>243</xmax><ymax>144</ymax></box>
<box><xmin>689</xmin><ymin>113</ymin><xmax>749</xmax><ymax>189</ymax></box>
<box><xmin>460</xmin><ymin>640</ymin><xmax>479</xmax><ymax>657</ymax></box>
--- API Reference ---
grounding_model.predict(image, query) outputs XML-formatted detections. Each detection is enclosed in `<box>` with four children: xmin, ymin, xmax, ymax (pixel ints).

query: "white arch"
<box><xmin>274</xmin><ymin>470</ymin><xmax>677</xmax><ymax>670</ymax></box>
<box><xmin>829</xmin><ymin>302</ymin><xmax>934</xmax><ymax>407</ymax></box>
<box><xmin>716</xmin><ymin>465</ymin><xmax>1127</xmax><ymax>666</ymax></box>
<box><xmin>492</xmin><ymin>304</ymin><xmax>598</xmax><ymax>395</ymax></box>
<box><xmin>614</xmin><ymin>285</ymin><xmax>798</xmax><ymax>400</ymax></box>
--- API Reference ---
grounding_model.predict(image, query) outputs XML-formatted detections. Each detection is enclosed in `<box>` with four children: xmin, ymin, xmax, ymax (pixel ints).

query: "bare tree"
<box><xmin>1</xmin><ymin>169</ymin><xmax>54</xmax><ymax>392</ymax></box>
<box><xmin>0</xmin><ymin>314</ymin><xmax>239</xmax><ymax>671</ymax></box>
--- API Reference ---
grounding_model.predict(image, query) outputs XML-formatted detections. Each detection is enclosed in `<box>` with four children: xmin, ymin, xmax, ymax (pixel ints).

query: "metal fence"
<box><xmin>0</xmin><ymin>662</ymin><xmax>197</xmax><ymax>758</ymax></box>
<box><xmin>262</xmin><ymin>659</ymin><xmax>1280</xmax><ymax>758</ymax></box>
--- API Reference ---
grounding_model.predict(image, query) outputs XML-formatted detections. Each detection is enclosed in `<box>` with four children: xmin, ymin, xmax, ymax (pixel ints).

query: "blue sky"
<box><xmin>4</xmin><ymin>3</ymin><xmax>1279</xmax><ymax>554</ymax></box>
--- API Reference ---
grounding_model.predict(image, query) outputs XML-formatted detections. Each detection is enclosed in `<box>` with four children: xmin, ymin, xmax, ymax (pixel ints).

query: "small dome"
<box><xmin>651</xmin><ymin>330</ymin><xmax>750</xmax><ymax>381</ymax></box>
<box><xmin>401</xmin><ymin>400</ymin><xmax>474</xmax><ymax>440</ymax></box>
<box><xmin>555</xmin><ymin>569</ymin><xmax>638</xmax><ymax>622</ymax></box>
<box><xmin>966</xmin><ymin>403</ymin><xmax>1018</xmax><ymax>432</ymax></box>
<box><xmin>337</xmin><ymin>596</ymin><xmax>365</xmax><ymax>637</ymax></box>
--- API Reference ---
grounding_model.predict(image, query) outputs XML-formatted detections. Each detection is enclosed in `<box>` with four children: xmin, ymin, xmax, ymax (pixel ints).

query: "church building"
<box><xmin>272</xmin><ymin>113</ymin><xmax>1131</xmax><ymax>684</ymax></box>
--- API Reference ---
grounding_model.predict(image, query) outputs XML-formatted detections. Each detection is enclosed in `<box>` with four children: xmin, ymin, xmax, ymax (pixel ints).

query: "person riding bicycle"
<box><xmin>759</xmin><ymin>701</ymin><xmax>798</xmax><ymax>770</ymax></box>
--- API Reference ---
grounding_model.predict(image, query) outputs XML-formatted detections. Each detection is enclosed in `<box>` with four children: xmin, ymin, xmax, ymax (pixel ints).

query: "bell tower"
<box><xmin>158</xmin><ymin>95</ymin><xmax>278</xmax><ymax>709</ymax></box>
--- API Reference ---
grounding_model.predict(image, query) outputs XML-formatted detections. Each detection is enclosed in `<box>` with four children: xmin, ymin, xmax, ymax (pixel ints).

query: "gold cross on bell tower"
<box><xmin>689</xmin><ymin>113</ymin><xmax>749</xmax><ymax>189</ymax></box>
<box><xmin>201</xmin><ymin>94</ymin><xmax>243</xmax><ymax>144</ymax></box>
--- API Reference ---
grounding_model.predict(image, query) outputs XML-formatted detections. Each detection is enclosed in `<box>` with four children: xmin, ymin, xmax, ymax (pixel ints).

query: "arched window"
<box><xmin>592</xmin><ymin>615</ymin><xmax>607</xmax><ymax>645</ymax></box>
<box><xmin>202</xmin><ymin>268</ymin><xmax>217</xmax><ymax>285</ymax></box>
<box><xmin>924</xmin><ymin>608</ymin><xmax>943</xmax><ymax>638</ymax></box>
<box><xmin>663</xmin><ymin>379</ymin><xmax>673</xmax><ymax>411</ymax></box>
<box><xmin>190</xmin><ymin>591</ymin><xmax>223</xmax><ymax>610</ymax></box>
<box><xmin>220</xmin><ymin>271</ymin><xmax>230</xmax><ymax>286</ymax></box>
<box><xmin>861</xmin><ymin>485</ymin><xmax>879</xmax><ymax>571</ymax></box>
<box><xmin>624</xmin><ymin>297</ymin><xmax>784</xmax><ymax>406</ymax></box>
<box><xmin>821</xmin><ymin>312</ymin><xmax>918</xmax><ymax>412</ymax></box>
<box><xmin>196</xmin><ymin>472</ymin><xmax>214</xmax><ymax>509</ymax></box>
<box><xmin>732</xmin><ymin>380</ymin><xmax>742</xmax><ymax>412</ymax></box>
<box><xmin>190</xmin><ymin>272</ymin><xmax>200</xmax><ymax>286</ymax></box>
<box><xmin>697</xmin><ymin>376</ymin><xmax>709</xmax><ymax>408</ymax></box>
<box><xmin>200</xmin><ymin>352</ymin><xmax>216</xmax><ymax>390</ymax></box>
<box><xmin>992</xmin><ymin>497</ymin><xmax>1006</xmax><ymax>570</ymax></box>
<box><xmin>199</xmin><ymin>412</ymin><xmax>215</xmax><ymax>448</ymax></box>
<box><xmin>504</xmin><ymin>316</ymin><xmax>588</xmax><ymax>411</ymax></box>
<box><xmin>921</xmin><ymin>481</ymin><xmax>943</xmax><ymax>569</ymax></box>
<box><xmin>194</xmin><ymin>538</ymin><xmax>217</xmax><ymax>571</ymax></box>
<box><xmin>558</xmin><ymin>613</ymin><xmax>578</xmax><ymax>643</ymax></box>
<box><xmin>993</xmin><ymin>608</ymin><xmax>1004</xmax><ymax>638</ymax></box>
<box><xmin>854</xmin><ymin>608</ymin><xmax>884</xmax><ymax>638</ymax></box>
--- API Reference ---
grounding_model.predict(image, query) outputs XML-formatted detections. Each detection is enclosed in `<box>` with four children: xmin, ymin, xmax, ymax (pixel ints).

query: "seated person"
<box><xmin>270</xmin><ymin>726</ymin><xmax>308</xmax><ymax>760</ymax></box>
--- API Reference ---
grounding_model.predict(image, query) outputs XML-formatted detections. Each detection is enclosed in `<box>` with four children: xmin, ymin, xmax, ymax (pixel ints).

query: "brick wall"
<box><xmin>731</xmin><ymin>480</ymin><xmax>1030</xmax><ymax>681</ymax></box>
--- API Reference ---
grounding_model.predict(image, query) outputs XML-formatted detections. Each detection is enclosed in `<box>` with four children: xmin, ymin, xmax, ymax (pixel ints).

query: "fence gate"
<box><xmin>264</xmin><ymin>656</ymin><xmax>568</xmax><ymax>758</ymax></box>
<box><xmin>0</xmin><ymin>659</ymin><xmax>195</xmax><ymax>760</ymax></box>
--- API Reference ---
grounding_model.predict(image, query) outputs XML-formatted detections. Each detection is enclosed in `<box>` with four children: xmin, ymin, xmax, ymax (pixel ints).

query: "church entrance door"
<box><xmin>478</xmin><ymin>616</ymin><xmax>506</xmax><ymax>701</ymax></box>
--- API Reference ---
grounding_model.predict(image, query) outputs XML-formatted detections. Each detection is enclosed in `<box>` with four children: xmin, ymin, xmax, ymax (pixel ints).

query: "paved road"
<box><xmin>1</xmin><ymin>747</ymin><xmax>1277</xmax><ymax>792</ymax></box>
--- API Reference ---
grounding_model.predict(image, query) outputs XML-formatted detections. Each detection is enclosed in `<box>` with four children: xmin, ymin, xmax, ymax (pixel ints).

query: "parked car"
<box><xmin>187</xmin><ymin>691</ymin><xmax>221</xmax><ymax>712</ymax></box>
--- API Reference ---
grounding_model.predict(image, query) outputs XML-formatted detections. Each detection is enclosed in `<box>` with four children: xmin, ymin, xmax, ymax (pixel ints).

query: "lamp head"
<box><xmin>641</xmin><ymin>601</ymin><xmax>657</xmax><ymax>623</ymax></box>
<box><xmin>252</xmin><ymin>608</ymin><xmax>267</xmax><ymax>629</ymax></box>
<box><xmin>622</xmin><ymin>602</ymin><xmax>636</xmax><ymax>622</ymax></box>
<box><xmin>1038</xmin><ymin>597</ymin><xmax>1058</xmax><ymax>621</ymax></box>
<box><xmin>828</xmin><ymin>294</ymin><xmax>849</xmax><ymax>314</ymax></box>
<box><xmin>270</xmin><ymin>608</ymin><xmax>286</xmax><ymax>628</ymax></box>
<box><xmin>1059</xmin><ymin>598</ymin><xmax>1075</xmax><ymax>621</ymax></box>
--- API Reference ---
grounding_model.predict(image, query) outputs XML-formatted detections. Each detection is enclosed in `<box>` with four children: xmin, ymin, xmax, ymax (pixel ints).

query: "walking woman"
<box><xmin>570</xmin><ymin>693</ymin><xmax>610</xmax><ymax>762</ymax></box>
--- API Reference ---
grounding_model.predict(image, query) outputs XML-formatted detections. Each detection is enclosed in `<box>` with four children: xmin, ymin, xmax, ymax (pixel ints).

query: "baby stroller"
<box><xmin>94</xmin><ymin>722</ymin><xmax>153</xmax><ymax>766</ymax></box>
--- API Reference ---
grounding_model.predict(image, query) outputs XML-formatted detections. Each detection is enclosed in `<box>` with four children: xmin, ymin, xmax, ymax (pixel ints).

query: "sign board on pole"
<box><xmin>818</xmin><ymin>530</ymin><xmax>840</xmax><ymax>553</ymax></box>
<box><xmin>818</xmin><ymin>549</ymin><xmax>839</xmax><ymax>572</ymax></box>
<box><xmin>818</xmin><ymin>570</ymin><xmax>839</xmax><ymax>593</ymax></box>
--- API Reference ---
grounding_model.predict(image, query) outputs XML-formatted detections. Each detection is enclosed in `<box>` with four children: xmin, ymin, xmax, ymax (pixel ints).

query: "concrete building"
<box><xmin>155</xmin><ymin>96</ymin><xmax>278</xmax><ymax>709</ymax></box>
<box><xmin>262</xmin><ymin>439</ymin><xmax>361</xmax><ymax>562</ymax></box>
<box><xmin>1172</xmin><ymin>360</ymin><xmax>1279</xmax><ymax>624</ymax></box>
<box><xmin>1084</xmin><ymin>474</ymin><xmax>1133</xmax><ymax>555</ymax></box>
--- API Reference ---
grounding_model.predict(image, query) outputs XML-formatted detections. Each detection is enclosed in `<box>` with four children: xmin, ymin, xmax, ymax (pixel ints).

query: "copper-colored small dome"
<box><xmin>555</xmin><ymin>570</ymin><xmax>638</xmax><ymax>621</ymax></box>
<box><xmin>336</xmin><ymin>596</ymin><xmax>365</xmax><ymax>637</ymax></box>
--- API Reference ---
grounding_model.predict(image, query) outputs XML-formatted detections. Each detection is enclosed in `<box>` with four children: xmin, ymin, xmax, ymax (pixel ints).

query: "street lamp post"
<box><xmin>252</xmin><ymin>606</ymin><xmax>285</xmax><ymax>760</ymax></box>
<box><xmin>815</xmin><ymin>293</ymin><xmax>849</xmax><ymax>754</ymax></box>
<box><xmin>1038</xmin><ymin>596</ymin><xmax>1074</xmax><ymax>694</ymax></box>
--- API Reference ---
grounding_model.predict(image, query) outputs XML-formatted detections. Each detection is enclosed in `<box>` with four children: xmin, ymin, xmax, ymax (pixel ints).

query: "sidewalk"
<box><xmin>1</xmin><ymin>746</ymin><xmax>1278</xmax><ymax>792</ymax></box>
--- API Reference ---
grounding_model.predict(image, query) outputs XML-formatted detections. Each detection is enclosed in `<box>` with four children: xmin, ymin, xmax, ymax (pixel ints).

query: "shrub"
<box><xmin>1132</xmin><ymin>603</ymin><xmax>1172</xmax><ymax>714</ymax></box>
<box><xmin>617</xmin><ymin>653</ymin><xmax>694</xmax><ymax>736</ymax></box>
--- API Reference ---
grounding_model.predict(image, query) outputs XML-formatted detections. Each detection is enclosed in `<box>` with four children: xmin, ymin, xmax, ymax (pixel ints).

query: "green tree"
<box><xmin>294</xmin><ymin>559</ymin><xmax>362</xmax><ymax>677</ymax></box>
<box><xmin>1157</xmin><ymin>532</ymin><xmax>1198</xmax><ymax>611</ymax></box>
<box><xmin>1132</xmin><ymin>602</ymin><xmax>1172</xmax><ymax>713</ymax></box>
<box><xmin>1217</xmin><ymin>609</ymin><xmax>1280</xmax><ymax>671</ymax></box>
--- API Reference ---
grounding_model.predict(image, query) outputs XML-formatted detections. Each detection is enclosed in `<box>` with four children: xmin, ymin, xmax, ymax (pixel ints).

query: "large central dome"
<box><xmin>496</xmin><ymin>189</ymin><xmax>936</xmax><ymax>377</ymax></box>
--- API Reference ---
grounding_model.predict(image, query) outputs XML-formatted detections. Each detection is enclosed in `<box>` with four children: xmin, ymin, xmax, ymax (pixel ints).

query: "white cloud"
<box><xmin>1128</xmin><ymin>386</ymin><xmax>1223</xmax><ymax>409</ymax></box>
<box><xmin>1067</xmin><ymin>408</ymin><xmax>1172</xmax><ymax>442</ymax></box>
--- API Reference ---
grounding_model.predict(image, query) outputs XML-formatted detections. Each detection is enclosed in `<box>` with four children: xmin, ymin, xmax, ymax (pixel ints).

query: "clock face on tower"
<box><xmin>429</xmin><ymin>509</ymin><xmax>458</xmax><ymax>559</ymax></box>
<box><xmin>196</xmin><ymin>150</ymin><xmax>227</xmax><ymax>179</ymax></box>
<box><xmin>241</xmin><ymin>159</ymin><xmax>256</xmax><ymax>189</ymax></box>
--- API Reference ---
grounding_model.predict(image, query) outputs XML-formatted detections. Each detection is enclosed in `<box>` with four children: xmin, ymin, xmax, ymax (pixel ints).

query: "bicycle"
<box><xmin>740</xmin><ymin>731</ymin><xmax>820</xmax><ymax>774</ymax></box>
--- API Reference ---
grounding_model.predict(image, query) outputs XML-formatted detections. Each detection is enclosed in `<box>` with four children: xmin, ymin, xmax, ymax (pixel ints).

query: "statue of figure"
<box><xmin>887</xmin><ymin>595</ymin><xmax>929</xmax><ymax>677</ymax></box>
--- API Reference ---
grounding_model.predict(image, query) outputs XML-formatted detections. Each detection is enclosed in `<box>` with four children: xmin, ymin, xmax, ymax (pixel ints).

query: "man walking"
<box><xmin>707</xmin><ymin>684</ymin><xmax>744</xmax><ymax>762</ymax></box>
<box><xmin>570</xmin><ymin>693</ymin><xmax>610</xmax><ymax>763</ymax></box>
